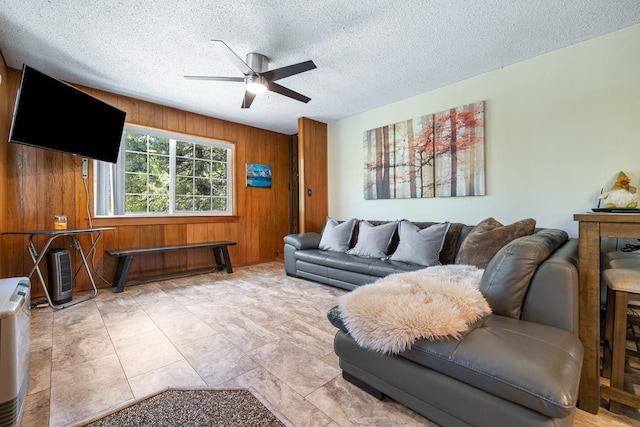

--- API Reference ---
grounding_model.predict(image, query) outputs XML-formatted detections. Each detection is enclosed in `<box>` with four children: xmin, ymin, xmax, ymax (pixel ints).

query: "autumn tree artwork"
<box><xmin>364</xmin><ymin>115</ymin><xmax>435</xmax><ymax>199</ymax></box>
<box><xmin>363</xmin><ymin>101</ymin><xmax>484</xmax><ymax>200</ymax></box>
<box><xmin>434</xmin><ymin>101</ymin><xmax>485</xmax><ymax>197</ymax></box>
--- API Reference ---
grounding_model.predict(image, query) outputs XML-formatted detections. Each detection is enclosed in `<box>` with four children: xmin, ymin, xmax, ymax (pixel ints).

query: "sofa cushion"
<box><xmin>295</xmin><ymin>249</ymin><xmax>424</xmax><ymax>278</ymax></box>
<box><xmin>438</xmin><ymin>222</ymin><xmax>466</xmax><ymax>264</ymax></box>
<box><xmin>480</xmin><ymin>229</ymin><xmax>569</xmax><ymax>318</ymax></box>
<box><xmin>390</xmin><ymin>221</ymin><xmax>450</xmax><ymax>266</ymax></box>
<box><xmin>318</xmin><ymin>217</ymin><xmax>357</xmax><ymax>252</ymax></box>
<box><xmin>366</xmin><ymin>259</ymin><xmax>428</xmax><ymax>276</ymax></box>
<box><xmin>347</xmin><ymin>220</ymin><xmax>398</xmax><ymax>258</ymax></box>
<box><xmin>455</xmin><ymin>217</ymin><xmax>536</xmax><ymax>269</ymax></box>
<box><xmin>400</xmin><ymin>315</ymin><xmax>583</xmax><ymax>419</ymax></box>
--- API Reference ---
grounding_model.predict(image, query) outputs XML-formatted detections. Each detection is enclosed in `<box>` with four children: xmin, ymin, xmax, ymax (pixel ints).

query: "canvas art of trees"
<box><xmin>363</xmin><ymin>101</ymin><xmax>484</xmax><ymax>199</ymax></box>
<box><xmin>434</xmin><ymin>101</ymin><xmax>485</xmax><ymax>197</ymax></box>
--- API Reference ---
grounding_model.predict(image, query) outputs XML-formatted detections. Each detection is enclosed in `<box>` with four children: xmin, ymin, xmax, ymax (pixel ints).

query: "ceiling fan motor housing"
<box><xmin>246</xmin><ymin>52</ymin><xmax>268</xmax><ymax>73</ymax></box>
<box><xmin>244</xmin><ymin>53</ymin><xmax>269</xmax><ymax>94</ymax></box>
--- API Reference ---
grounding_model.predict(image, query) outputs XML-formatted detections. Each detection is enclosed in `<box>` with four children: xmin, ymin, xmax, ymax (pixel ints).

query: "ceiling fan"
<box><xmin>185</xmin><ymin>40</ymin><xmax>317</xmax><ymax>109</ymax></box>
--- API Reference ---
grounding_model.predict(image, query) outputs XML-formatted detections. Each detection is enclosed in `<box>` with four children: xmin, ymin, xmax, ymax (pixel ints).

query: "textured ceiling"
<box><xmin>1</xmin><ymin>1</ymin><xmax>640</xmax><ymax>135</ymax></box>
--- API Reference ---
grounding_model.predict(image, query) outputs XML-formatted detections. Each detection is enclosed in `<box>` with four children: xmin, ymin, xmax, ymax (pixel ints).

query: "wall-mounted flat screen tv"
<box><xmin>8</xmin><ymin>64</ymin><xmax>126</xmax><ymax>164</ymax></box>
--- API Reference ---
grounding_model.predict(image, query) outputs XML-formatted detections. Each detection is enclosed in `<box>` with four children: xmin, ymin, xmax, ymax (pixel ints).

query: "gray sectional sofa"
<box><xmin>284</xmin><ymin>220</ymin><xmax>469</xmax><ymax>290</ymax></box>
<box><xmin>283</xmin><ymin>219</ymin><xmax>583</xmax><ymax>426</ymax></box>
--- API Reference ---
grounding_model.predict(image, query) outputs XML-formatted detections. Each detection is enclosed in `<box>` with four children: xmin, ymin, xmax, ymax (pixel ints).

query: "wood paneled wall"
<box><xmin>298</xmin><ymin>117</ymin><xmax>328</xmax><ymax>233</ymax></box>
<box><xmin>1</xmin><ymin>67</ymin><xmax>292</xmax><ymax>296</ymax></box>
<box><xmin>0</xmin><ymin>55</ymin><xmax>9</xmax><ymax>275</ymax></box>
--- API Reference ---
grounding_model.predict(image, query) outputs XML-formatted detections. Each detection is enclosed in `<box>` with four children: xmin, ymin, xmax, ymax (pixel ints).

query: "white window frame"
<box><xmin>94</xmin><ymin>124</ymin><xmax>234</xmax><ymax>217</ymax></box>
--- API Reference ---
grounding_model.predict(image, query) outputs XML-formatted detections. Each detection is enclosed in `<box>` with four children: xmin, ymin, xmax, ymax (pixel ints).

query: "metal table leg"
<box><xmin>26</xmin><ymin>230</ymin><xmax>103</xmax><ymax>310</ymax></box>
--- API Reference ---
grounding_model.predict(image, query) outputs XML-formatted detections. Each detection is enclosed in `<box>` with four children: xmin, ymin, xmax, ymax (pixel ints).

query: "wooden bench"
<box><xmin>107</xmin><ymin>241</ymin><xmax>237</xmax><ymax>292</ymax></box>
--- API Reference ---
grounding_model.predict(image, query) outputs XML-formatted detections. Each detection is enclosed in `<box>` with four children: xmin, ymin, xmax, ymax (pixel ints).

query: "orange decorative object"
<box><xmin>53</xmin><ymin>215</ymin><xmax>67</xmax><ymax>230</ymax></box>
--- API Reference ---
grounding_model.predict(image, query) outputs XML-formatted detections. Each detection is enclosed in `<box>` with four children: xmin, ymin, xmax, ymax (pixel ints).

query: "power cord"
<box><xmin>82</xmin><ymin>168</ymin><xmax>113</xmax><ymax>287</ymax></box>
<box><xmin>70</xmin><ymin>154</ymin><xmax>113</xmax><ymax>287</ymax></box>
<box><xmin>30</xmin><ymin>299</ymin><xmax>49</xmax><ymax>309</ymax></box>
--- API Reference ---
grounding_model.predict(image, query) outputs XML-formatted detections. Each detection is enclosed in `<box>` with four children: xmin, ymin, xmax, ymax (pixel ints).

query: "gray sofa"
<box><xmin>284</xmin><ymin>220</ymin><xmax>583</xmax><ymax>426</ymax></box>
<box><xmin>284</xmin><ymin>221</ymin><xmax>470</xmax><ymax>290</ymax></box>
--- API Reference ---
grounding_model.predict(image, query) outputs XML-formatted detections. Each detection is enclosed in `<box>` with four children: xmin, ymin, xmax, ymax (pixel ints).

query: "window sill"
<box><xmin>91</xmin><ymin>215</ymin><xmax>240</xmax><ymax>227</ymax></box>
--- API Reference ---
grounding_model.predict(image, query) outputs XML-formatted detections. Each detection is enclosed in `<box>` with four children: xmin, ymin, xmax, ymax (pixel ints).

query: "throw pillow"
<box><xmin>390</xmin><ymin>221</ymin><xmax>451</xmax><ymax>266</ymax></box>
<box><xmin>318</xmin><ymin>217</ymin><xmax>357</xmax><ymax>252</ymax></box>
<box><xmin>347</xmin><ymin>220</ymin><xmax>398</xmax><ymax>258</ymax></box>
<box><xmin>455</xmin><ymin>217</ymin><xmax>536</xmax><ymax>269</ymax></box>
<box><xmin>480</xmin><ymin>229</ymin><xmax>568</xmax><ymax>319</ymax></box>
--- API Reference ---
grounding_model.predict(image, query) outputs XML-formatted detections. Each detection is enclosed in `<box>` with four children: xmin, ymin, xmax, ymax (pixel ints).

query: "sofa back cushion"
<box><xmin>480</xmin><ymin>229</ymin><xmax>569</xmax><ymax>318</ymax></box>
<box><xmin>435</xmin><ymin>222</ymin><xmax>465</xmax><ymax>264</ymax></box>
<box><xmin>455</xmin><ymin>217</ymin><xmax>536</xmax><ymax>269</ymax></box>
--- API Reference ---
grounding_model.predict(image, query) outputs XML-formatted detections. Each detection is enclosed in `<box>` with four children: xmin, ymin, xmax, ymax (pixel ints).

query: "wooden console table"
<box><xmin>574</xmin><ymin>212</ymin><xmax>640</xmax><ymax>414</ymax></box>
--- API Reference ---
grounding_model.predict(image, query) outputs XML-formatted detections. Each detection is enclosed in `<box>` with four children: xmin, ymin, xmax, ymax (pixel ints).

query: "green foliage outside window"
<box><xmin>118</xmin><ymin>129</ymin><xmax>231</xmax><ymax>215</ymax></box>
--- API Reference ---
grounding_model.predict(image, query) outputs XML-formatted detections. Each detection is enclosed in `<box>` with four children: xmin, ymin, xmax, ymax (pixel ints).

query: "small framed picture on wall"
<box><xmin>246</xmin><ymin>163</ymin><xmax>272</xmax><ymax>188</ymax></box>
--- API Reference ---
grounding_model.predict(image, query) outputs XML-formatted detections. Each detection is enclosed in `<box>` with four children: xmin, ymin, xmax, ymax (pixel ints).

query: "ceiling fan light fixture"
<box><xmin>245</xmin><ymin>75</ymin><xmax>268</xmax><ymax>94</ymax></box>
<box><xmin>186</xmin><ymin>41</ymin><xmax>314</xmax><ymax>108</ymax></box>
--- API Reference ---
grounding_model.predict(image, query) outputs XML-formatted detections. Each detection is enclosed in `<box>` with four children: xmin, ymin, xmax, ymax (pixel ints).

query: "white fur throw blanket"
<box><xmin>338</xmin><ymin>265</ymin><xmax>490</xmax><ymax>354</ymax></box>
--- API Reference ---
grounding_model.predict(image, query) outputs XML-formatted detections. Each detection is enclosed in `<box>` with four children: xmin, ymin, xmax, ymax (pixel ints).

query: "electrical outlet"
<box><xmin>81</xmin><ymin>158</ymin><xmax>88</xmax><ymax>179</ymax></box>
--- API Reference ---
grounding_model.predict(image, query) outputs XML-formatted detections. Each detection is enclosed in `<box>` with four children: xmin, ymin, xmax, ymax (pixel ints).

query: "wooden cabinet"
<box><xmin>297</xmin><ymin>117</ymin><xmax>328</xmax><ymax>233</ymax></box>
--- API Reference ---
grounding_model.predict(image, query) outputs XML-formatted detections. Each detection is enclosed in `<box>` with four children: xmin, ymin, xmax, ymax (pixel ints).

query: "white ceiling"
<box><xmin>1</xmin><ymin>1</ymin><xmax>640</xmax><ymax>135</ymax></box>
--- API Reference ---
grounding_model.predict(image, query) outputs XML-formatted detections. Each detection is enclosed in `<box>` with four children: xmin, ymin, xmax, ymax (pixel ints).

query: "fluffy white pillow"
<box><xmin>318</xmin><ymin>217</ymin><xmax>358</xmax><ymax>252</ymax></box>
<box><xmin>390</xmin><ymin>221</ymin><xmax>451</xmax><ymax>266</ymax></box>
<box><xmin>347</xmin><ymin>221</ymin><xmax>398</xmax><ymax>258</ymax></box>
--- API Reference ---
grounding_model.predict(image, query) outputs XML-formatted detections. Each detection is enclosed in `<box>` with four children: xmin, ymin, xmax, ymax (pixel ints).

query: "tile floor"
<box><xmin>18</xmin><ymin>262</ymin><xmax>640</xmax><ymax>426</ymax></box>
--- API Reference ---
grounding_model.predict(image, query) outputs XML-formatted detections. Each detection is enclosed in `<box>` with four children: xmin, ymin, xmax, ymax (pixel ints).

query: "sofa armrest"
<box><xmin>284</xmin><ymin>232</ymin><xmax>322</xmax><ymax>250</ymax></box>
<box><xmin>283</xmin><ymin>232</ymin><xmax>322</xmax><ymax>276</ymax></box>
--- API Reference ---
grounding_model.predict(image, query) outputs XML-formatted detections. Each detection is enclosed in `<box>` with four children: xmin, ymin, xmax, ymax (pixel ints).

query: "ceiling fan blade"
<box><xmin>268</xmin><ymin>82</ymin><xmax>311</xmax><ymax>103</ymax></box>
<box><xmin>184</xmin><ymin>76</ymin><xmax>245</xmax><ymax>82</ymax></box>
<box><xmin>261</xmin><ymin>60</ymin><xmax>316</xmax><ymax>82</ymax></box>
<box><xmin>212</xmin><ymin>39</ymin><xmax>255</xmax><ymax>75</ymax></box>
<box><xmin>242</xmin><ymin>91</ymin><xmax>257</xmax><ymax>109</ymax></box>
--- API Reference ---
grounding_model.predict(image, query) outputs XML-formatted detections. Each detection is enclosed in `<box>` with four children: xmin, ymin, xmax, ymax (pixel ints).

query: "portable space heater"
<box><xmin>46</xmin><ymin>248</ymin><xmax>73</xmax><ymax>304</ymax></box>
<box><xmin>0</xmin><ymin>277</ymin><xmax>30</xmax><ymax>427</ymax></box>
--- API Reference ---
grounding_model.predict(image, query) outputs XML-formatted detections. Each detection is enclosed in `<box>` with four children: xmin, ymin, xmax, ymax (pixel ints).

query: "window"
<box><xmin>95</xmin><ymin>125</ymin><xmax>233</xmax><ymax>216</ymax></box>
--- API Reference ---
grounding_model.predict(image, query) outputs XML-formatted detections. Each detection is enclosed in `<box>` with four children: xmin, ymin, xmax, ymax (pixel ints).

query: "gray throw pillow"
<box><xmin>318</xmin><ymin>217</ymin><xmax>357</xmax><ymax>252</ymax></box>
<box><xmin>347</xmin><ymin>220</ymin><xmax>398</xmax><ymax>258</ymax></box>
<box><xmin>390</xmin><ymin>221</ymin><xmax>451</xmax><ymax>266</ymax></box>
